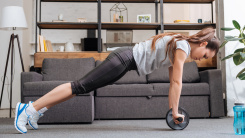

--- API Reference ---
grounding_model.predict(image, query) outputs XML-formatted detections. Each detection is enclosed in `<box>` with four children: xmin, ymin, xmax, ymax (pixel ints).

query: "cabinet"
<box><xmin>34</xmin><ymin>0</ymin><xmax>216</xmax><ymax>69</ymax></box>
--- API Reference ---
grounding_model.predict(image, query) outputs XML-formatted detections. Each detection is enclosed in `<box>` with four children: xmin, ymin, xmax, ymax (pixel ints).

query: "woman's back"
<box><xmin>133</xmin><ymin>35</ymin><xmax>191</xmax><ymax>76</ymax></box>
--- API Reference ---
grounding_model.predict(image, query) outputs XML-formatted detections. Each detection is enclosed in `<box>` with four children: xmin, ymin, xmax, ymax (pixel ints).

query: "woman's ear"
<box><xmin>200</xmin><ymin>41</ymin><xmax>208</xmax><ymax>47</ymax></box>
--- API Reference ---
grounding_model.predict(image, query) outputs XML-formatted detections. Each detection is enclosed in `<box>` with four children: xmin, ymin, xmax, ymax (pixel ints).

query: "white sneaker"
<box><xmin>14</xmin><ymin>102</ymin><xmax>28</xmax><ymax>134</ymax></box>
<box><xmin>27</xmin><ymin>101</ymin><xmax>43</xmax><ymax>130</ymax></box>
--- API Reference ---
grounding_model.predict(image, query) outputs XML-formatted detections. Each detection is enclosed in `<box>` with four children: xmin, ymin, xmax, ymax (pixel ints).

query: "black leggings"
<box><xmin>70</xmin><ymin>46</ymin><xmax>138</xmax><ymax>95</ymax></box>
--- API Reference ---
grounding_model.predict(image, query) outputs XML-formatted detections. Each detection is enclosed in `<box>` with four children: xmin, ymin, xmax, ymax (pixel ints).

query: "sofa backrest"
<box><xmin>96</xmin><ymin>60</ymin><xmax>147</xmax><ymax>84</ymax></box>
<box><xmin>42</xmin><ymin>58</ymin><xmax>95</xmax><ymax>81</ymax></box>
<box><xmin>147</xmin><ymin>61</ymin><xmax>200</xmax><ymax>83</ymax></box>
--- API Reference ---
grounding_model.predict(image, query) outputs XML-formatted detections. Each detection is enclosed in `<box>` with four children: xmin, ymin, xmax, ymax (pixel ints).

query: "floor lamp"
<box><xmin>0</xmin><ymin>6</ymin><xmax>27</xmax><ymax>118</ymax></box>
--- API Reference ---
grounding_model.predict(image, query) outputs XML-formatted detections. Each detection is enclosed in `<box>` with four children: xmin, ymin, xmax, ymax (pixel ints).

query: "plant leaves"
<box><xmin>220</xmin><ymin>40</ymin><xmax>228</xmax><ymax>48</ymax></box>
<box><xmin>233</xmin><ymin>49</ymin><xmax>245</xmax><ymax>65</ymax></box>
<box><xmin>237</xmin><ymin>73</ymin><xmax>245</xmax><ymax>80</ymax></box>
<box><xmin>240</xmin><ymin>52</ymin><xmax>245</xmax><ymax>59</ymax></box>
<box><xmin>221</xmin><ymin>27</ymin><xmax>235</xmax><ymax>31</ymax></box>
<box><xmin>239</xmin><ymin>33</ymin><xmax>245</xmax><ymax>43</ymax></box>
<box><xmin>225</xmin><ymin>36</ymin><xmax>235</xmax><ymax>39</ymax></box>
<box><xmin>236</xmin><ymin>68</ymin><xmax>245</xmax><ymax>79</ymax></box>
<box><xmin>221</xmin><ymin>52</ymin><xmax>240</xmax><ymax>61</ymax></box>
<box><xmin>226</xmin><ymin>38</ymin><xmax>243</xmax><ymax>41</ymax></box>
<box><xmin>233</xmin><ymin>20</ymin><xmax>241</xmax><ymax>30</ymax></box>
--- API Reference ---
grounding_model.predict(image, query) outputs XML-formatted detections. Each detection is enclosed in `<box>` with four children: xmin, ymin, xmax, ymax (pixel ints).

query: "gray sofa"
<box><xmin>21</xmin><ymin>58</ymin><xmax>224</xmax><ymax>123</ymax></box>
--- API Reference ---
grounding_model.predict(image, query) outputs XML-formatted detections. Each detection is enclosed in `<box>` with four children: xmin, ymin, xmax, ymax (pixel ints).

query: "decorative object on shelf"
<box><xmin>65</xmin><ymin>42</ymin><xmax>74</xmax><ymax>52</ymax></box>
<box><xmin>59</xmin><ymin>46</ymin><xmax>65</xmax><ymax>52</ymax></box>
<box><xmin>77</xmin><ymin>18</ymin><xmax>87</xmax><ymax>22</ymax></box>
<box><xmin>174</xmin><ymin>20</ymin><xmax>190</xmax><ymax>23</ymax></box>
<box><xmin>137</xmin><ymin>14</ymin><xmax>151</xmax><ymax>23</ymax></box>
<box><xmin>113</xmin><ymin>13</ymin><xmax>119</xmax><ymax>22</ymax></box>
<box><xmin>119</xmin><ymin>16</ymin><xmax>123</xmax><ymax>22</ymax></box>
<box><xmin>0</xmin><ymin>6</ymin><xmax>27</xmax><ymax>118</ymax></box>
<box><xmin>58</xmin><ymin>14</ymin><xmax>63</xmax><ymax>20</ymax></box>
<box><xmin>198</xmin><ymin>19</ymin><xmax>202</xmax><ymax>23</ymax></box>
<box><xmin>204</xmin><ymin>20</ymin><xmax>212</xmax><ymax>24</ymax></box>
<box><xmin>110</xmin><ymin>3</ymin><xmax>128</xmax><ymax>23</ymax></box>
<box><xmin>52</xmin><ymin>14</ymin><xmax>67</xmax><ymax>22</ymax></box>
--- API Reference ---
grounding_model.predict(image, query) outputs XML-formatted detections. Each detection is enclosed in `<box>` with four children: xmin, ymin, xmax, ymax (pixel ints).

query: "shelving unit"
<box><xmin>34</xmin><ymin>0</ymin><xmax>217</xmax><ymax>68</ymax></box>
<box><xmin>37</xmin><ymin>22</ymin><xmax>215</xmax><ymax>30</ymax></box>
<box><xmin>35</xmin><ymin>0</ymin><xmax>164</xmax><ymax>53</ymax></box>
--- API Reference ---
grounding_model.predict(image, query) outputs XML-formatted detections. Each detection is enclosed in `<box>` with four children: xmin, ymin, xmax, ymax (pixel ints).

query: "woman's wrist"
<box><xmin>172</xmin><ymin>108</ymin><xmax>178</xmax><ymax>116</ymax></box>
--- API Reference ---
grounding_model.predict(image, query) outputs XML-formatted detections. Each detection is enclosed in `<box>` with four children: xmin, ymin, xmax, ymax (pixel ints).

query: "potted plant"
<box><xmin>220</xmin><ymin>20</ymin><xmax>245</xmax><ymax>80</ymax></box>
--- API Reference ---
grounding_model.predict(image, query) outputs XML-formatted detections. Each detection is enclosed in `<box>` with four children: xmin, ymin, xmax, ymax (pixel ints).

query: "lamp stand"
<box><xmin>0</xmin><ymin>33</ymin><xmax>25</xmax><ymax>118</ymax></box>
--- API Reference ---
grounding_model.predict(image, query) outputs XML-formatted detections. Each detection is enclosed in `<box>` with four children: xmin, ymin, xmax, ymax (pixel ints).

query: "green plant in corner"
<box><xmin>220</xmin><ymin>20</ymin><xmax>245</xmax><ymax>80</ymax></box>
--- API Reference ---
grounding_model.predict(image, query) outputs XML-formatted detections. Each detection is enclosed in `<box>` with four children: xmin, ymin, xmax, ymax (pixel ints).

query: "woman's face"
<box><xmin>190</xmin><ymin>41</ymin><xmax>216</xmax><ymax>61</ymax></box>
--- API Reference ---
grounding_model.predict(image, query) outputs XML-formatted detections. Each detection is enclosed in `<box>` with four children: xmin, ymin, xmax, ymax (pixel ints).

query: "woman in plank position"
<box><xmin>15</xmin><ymin>27</ymin><xmax>220</xmax><ymax>134</ymax></box>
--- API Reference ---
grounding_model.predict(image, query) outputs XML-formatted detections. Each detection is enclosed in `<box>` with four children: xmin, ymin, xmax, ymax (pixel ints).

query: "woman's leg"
<box><xmin>32</xmin><ymin>83</ymin><xmax>75</xmax><ymax>111</ymax></box>
<box><xmin>32</xmin><ymin>47</ymin><xmax>137</xmax><ymax>111</ymax></box>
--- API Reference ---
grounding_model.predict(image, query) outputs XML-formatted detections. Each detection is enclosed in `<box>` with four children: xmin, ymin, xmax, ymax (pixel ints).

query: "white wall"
<box><xmin>0</xmin><ymin>1</ymin><xmax>213</xmax><ymax>114</ymax></box>
<box><xmin>224</xmin><ymin>0</ymin><xmax>245</xmax><ymax>116</ymax></box>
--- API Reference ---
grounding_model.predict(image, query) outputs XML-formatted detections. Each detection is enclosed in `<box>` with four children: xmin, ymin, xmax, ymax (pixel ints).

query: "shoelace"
<box><xmin>29</xmin><ymin>113</ymin><xmax>43</xmax><ymax>121</ymax></box>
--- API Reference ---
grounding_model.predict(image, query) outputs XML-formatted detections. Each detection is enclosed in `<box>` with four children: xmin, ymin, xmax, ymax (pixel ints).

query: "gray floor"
<box><xmin>0</xmin><ymin>117</ymin><xmax>243</xmax><ymax>138</ymax></box>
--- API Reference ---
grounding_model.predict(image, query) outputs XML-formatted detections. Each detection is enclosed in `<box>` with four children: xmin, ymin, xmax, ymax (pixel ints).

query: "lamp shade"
<box><xmin>0</xmin><ymin>6</ymin><xmax>27</xmax><ymax>29</ymax></box>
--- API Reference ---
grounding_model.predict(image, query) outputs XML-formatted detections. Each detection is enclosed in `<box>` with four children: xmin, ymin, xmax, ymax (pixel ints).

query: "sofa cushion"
<box><xmin>147</xmin><ymin>61</ymin><xmax>200</xmax><ymax>83</ymax></box>
<box><xmin>96</xmin><ymin>60</ymin><xmax>147</xmax><ymax>84</ymax></box>
<box><xmin>42</xmin><ymin>58</ymin><xmax>95</xmax><ymax>81</ymax></box>
<box><xmin>152</xmin><ymin>83</ymin><xmax>210</xmax><ymax>96</ymax></box>
<box><xmin>96</xmin><ymin>84</ymin><xmax>154</xmax><ymax>96</ymax></box>
<box><xmin>23</xmin><ymin>81</ymin><xmax>92</xmax><ymax>96</ymax></box>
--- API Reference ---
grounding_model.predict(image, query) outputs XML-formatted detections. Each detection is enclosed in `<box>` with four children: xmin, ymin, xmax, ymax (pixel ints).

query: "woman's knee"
<box><xmin>70</xmin><ymin>81</ymin><xmax>86</xmax><ymax>95</ymax></box>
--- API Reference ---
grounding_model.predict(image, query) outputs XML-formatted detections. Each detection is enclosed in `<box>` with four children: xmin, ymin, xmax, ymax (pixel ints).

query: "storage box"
<box><xmin>106</xmin><ymin>30</ymin><xmax>133</xmax><ymax>44</ymax></box>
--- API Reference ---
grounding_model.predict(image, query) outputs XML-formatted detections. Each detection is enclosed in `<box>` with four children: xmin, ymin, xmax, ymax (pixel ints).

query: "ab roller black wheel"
<box><xmin>166</xmin><ymin>107</ymin><xmax>190</xmax><ymax>130</ymax></box>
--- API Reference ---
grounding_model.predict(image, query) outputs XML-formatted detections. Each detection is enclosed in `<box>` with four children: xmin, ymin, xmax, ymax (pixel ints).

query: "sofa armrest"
<box><xmin>199</xmin><ymin>69</ymin><xmax>224</xmax><ymax>117</ymax></box>
<box><xmin>21</xmin><ymin>72</ymin><xmax>43</xmax><ymax>102</ymax></box>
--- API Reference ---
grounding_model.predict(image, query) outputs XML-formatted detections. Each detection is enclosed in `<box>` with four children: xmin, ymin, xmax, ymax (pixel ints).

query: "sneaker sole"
<box><xmin>14</xmin><ymin>102</ymin><xmax>27</xmax><ymax>134</ymax></box>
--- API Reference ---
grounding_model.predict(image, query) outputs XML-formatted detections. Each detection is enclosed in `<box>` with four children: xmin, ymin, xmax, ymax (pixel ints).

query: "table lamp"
<box><xmin>0</xmin><ymin>6</ymin><xmax>27</xmax><ymax>118</ymax></box>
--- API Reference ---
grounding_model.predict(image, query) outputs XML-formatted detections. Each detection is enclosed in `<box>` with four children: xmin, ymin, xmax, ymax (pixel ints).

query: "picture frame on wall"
<box><xmin>137</xmin><ymin>14</ymin><xmax>151</xmax><ymax>23</ymax></box>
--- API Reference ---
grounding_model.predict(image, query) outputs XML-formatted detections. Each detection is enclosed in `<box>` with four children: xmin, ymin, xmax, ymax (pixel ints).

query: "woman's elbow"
<box><xmin>172</xmin><ymin>79</ymin><xmax>182</xmax><ymax>86</ymax></box>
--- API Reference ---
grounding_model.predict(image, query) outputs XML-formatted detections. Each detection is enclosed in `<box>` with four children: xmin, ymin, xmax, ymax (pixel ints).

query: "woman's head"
<box><xmin>150</xmin><ymin>27</ymin><xmax>220</xmax><ymax>64</ymax></box>
<box><xmin>188</xmin><ymin>27</ymin><xmax>220</xmax><ymax>61</ymax></box>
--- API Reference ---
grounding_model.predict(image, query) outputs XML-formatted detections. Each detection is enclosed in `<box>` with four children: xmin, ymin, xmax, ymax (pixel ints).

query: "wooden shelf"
<box><xmin>34</xmin><ymin>52</ymin><xmax>110</xmax><ymax>67</ymax></box>
<box><xmin>41</xmin><ymin>0</ymin><xmax>156</xmax><ymax>2</ymax></box>
<box><xmin>41</xmin><ymin>0</ymin><xmax>97</xmax><ymax>2</ymax></box>
<box><xmin>164</xmin><ymin>23</ymin><xmax>216</xmax><ymax>30</ymax></box>
<box><xmin>37</xmin><ymin>22</ymin><xmax>98</xmax><ymax>29</ymax></box>
<box><xmin>101</xmin><ymin>0</ymin><xmax>157</xmax><ymax>3</ymax></box>
<box><xmin>37</xmin><ymin>22</ymin><xmax>215</xmax><ymax>30</ymax></box>
<box><xmin>41</xmin><ymin>0</ymin><xmax>214</xmax><ymax>3</ymax></box>
<box><xmin>102</xmin><ymin>22</ymin><xmax>161</xmax><ymax>30</ymax></box>
<box><xmin>163</xmin><ymin>0</ymin><xmax>214</xmax><ymax>3</ymax></box>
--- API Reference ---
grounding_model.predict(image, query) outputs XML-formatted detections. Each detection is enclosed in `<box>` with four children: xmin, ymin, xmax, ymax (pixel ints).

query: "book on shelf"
<box><xmin>38</xmin><ymin>35</ymin><xmax>53</xmax><ymax>52</ymax></box>
<box><xmin>46</xmin><ymin>40</ymin><xmax>53</xmax><ymax>52</ymax></box>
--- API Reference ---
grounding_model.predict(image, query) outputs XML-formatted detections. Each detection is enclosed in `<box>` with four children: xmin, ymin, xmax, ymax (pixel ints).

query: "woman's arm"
<box><xmin>169</xmin><ymin>49</ymin><xmax>186</xmax><ymax>123</ymax></box>
<box><xmin>168</xmin><ymin>66</ymin><xmax>173</xmax><ymax>109</ymax></box>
